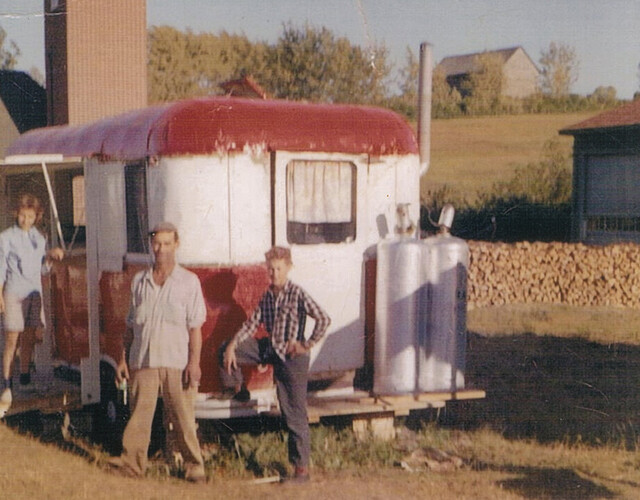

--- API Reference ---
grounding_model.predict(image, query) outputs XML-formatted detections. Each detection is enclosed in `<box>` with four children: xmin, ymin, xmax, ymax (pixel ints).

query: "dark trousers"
<box><xmin>219</xmin><ymin>338</ymin><xmax>311</xmax><ymax>468</ymax></box>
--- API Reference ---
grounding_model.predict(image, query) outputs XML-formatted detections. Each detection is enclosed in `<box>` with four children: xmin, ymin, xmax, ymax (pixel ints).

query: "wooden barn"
<box><xmin>437</xmin><ymin>46</ymin><xmax>539</xmax><ymax>99</ymax></box>
<box><xmin>560</xmin><ymin>98</ymin><xmax>640</xmax><ymax>244</ymax></box>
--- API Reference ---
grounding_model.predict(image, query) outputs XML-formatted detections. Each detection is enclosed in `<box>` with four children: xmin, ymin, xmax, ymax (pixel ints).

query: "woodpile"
<box><xmin>467</xmin><ymin>241</ymin><xmax>640</xmax><ymax>308</ymax></box>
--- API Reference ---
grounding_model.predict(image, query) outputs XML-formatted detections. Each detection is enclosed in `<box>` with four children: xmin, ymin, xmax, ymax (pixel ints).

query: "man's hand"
<box><xmin>223</xmin><ymin>342</ymin><xmax>237</xmax><ymax>374</ymax></box>
<box><xmin>286</xmin><ymin>339</ymin><xmax>309</xmax><ymax>357</ymax></box>
<box><xmin>184</xmin><ymin>360</ymin><xmax>201</xmax><ymax>389</ymax></box>
<box><xmin>115</xmin><ymin>358</ymin><xmax>129</xmax><ymax>386</ymax></box>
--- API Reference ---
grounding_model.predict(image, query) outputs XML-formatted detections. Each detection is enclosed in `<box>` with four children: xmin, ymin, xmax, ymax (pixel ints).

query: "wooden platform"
<box><xmin>306</xmin><ymin>389</ymin><xmax>486</xmax><ymax>423</ymax></box>
<box><xmin>4</xmin><ymin>373</ymin><xmax>82</xmax><ymax>417</ymax></box>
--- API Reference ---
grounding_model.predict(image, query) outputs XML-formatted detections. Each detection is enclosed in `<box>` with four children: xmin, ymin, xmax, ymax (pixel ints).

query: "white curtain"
<box><xmin>287</xmin><ymin>161</ymin><xmax>353</xmax><ymax>223</ymax></box>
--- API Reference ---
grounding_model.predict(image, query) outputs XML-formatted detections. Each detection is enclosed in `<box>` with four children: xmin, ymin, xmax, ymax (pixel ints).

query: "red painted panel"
<box><xmin>7</xmin><ymin>97</ymin><xmax>418</xmax><ymax>160</ymax></box>
<box><xmin>50</xmin><ymin>259</ymin><xmax>273</xmax><ymax>392</ymax></box>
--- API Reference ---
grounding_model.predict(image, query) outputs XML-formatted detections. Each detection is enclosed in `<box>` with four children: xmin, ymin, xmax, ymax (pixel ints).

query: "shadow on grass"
<box><xmin>497</xmin><ymin>466</ymin><xmax>615</xmax><ymax>499</ymax></box>
<box><xmin>460</xmin><ymin>331</ymin><xmax>640</xmax><ymax>447</ymax></box>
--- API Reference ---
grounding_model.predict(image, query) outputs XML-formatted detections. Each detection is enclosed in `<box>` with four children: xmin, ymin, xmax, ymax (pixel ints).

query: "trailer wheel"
<box><xmin>92</xmin><ymin>361</ymin><xmax>129</xmax><ymax>455</ymax></box>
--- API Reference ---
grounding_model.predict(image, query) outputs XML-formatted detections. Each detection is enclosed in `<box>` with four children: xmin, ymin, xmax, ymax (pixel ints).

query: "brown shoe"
<box><xmin>281</xmin><ymin>466</ymin><xmax>310</xmax><ymax>484</ymax></box>
<box><xmin>186</xmin><ymin>474</ymin><xmax>207</xmax><ymax>484</ymax></box>
<box><xmin>105</xmin><ymin>457</ymin><xmax>141</xmax><ymax>478</ymax></box>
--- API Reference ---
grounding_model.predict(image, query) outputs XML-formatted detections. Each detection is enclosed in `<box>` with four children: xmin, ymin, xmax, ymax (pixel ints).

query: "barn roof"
<box><xmin>0</xmin><ymin>70</ymin><xmax>47</xmax><ymax>133</ymax></box>
<box><xmin>6</xmin><ymin>96</ymin><xmax>417</xmax><ymax>160</ymax></box>
<box><xmin>560</xmin><ymin>98</ymin><xmax>640</xmax><ymax>135</ymax></box>
<box><xmin>437</xmin><ymin>46</ymin><xmax>536</xmax><ymax>77</ymax></box>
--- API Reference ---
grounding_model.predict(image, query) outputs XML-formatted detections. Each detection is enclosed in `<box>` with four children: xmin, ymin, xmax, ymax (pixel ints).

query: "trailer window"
<box><xmin>124</xmin><ymin>163</ymin><xmax>149</xmax><ymax>253</ymax></box>
<box><xmin>286</xmin><ymin>160</ymin><xmax>356</xmax><ymax>244</ymax></box>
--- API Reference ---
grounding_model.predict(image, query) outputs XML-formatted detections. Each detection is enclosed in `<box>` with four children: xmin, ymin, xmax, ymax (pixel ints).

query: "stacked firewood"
<box><xmin>467</xmin><ymin>241</ymin><xmax>640</xmax><ymax>308</ymax></box>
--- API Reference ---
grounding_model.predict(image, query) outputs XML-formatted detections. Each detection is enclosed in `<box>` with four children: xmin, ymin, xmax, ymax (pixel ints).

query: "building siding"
<box><xmin>502</xmin><ymin>48</ymin><xmax>539</xmax><ymax>98</ymax></box>
<box><xmin>46</xmin><ymin>0</ymin><xmax>147</xmax><ymax>126</ymax></box>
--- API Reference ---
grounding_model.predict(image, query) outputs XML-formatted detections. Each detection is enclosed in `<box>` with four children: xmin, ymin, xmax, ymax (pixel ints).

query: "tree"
<box><xmin>0</xmin><ymin>25</ymin><xmax>20</xmax><ymax>70</ymax></box>
<box><xmin>432</xmin><ymin>66</ymin><xmax>462</xmax><ymax>118</ymax></box>
<box><xmin>588</xmin><ymin>86</ymin><xmax>617</xmax><ymax>107</ymax></box>
<box><xmin>147</xmin><ymin>26</ymin><xmax>257</xmax><ymax>103</ymax></box>
<box><xmin>462</xmin><ymin>52</ymin><xmax>504</xmax><ymax>115</ymax></box>
<box><xmin>261</xmin><ymin>23</ymin><xmax>391</xmax><ymax>104</ymax></box>
<box><xmin>147</xmin><ymin>24</ymin><xmax>391</xmax><ymax>106</ymax></box>
<box><xmin>539</xmin><ymin>42</ymin><xmax>579</xmax><ymax>97</ymax></box>
<box><xmin>397</xmin><ymin>47</ymin><xmax>418</xmax><ymax>105</ymax></box>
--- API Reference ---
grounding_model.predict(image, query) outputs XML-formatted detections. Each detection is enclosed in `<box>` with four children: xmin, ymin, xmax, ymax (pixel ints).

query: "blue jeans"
<box><xmin>219</xmin><ymin>338</ymin><xmax>311</xmax><ymax>467</ymax></box>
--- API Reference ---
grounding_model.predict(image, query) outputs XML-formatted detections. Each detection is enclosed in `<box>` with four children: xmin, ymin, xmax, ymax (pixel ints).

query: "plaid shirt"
<box><xmin>232</xmin><ymin>280</ymin><xmax>331</xmax><ymax>361</ymax></box>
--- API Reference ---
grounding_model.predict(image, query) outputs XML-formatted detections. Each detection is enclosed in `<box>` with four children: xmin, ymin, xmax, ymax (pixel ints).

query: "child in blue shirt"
<box><xmin>0</xmin><ymin>194</ymin><xmax>64</xmax><ymax>414</ymax></box>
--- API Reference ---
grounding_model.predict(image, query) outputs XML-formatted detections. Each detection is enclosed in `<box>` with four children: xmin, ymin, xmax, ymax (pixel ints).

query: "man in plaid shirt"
<box><xmin>222</xmin><ymin>246</ymin><xmax>330</xmax><ymax>483</ymax></box>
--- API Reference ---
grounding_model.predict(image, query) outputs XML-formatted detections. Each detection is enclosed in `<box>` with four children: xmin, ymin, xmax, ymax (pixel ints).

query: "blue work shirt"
<box><xmin>126</xmin><ymin>264</ymin><xmax>206</xmax><ymax>371</ymax></box>
<box><xmin>0</xmin><ymin>225</ymin><xmax>49</xmax><ymax>299</ymax></box>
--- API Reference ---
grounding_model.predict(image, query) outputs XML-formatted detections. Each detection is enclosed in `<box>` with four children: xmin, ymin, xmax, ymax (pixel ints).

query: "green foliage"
<box><xmin>262</xmin><ymin>23</ymin><xmax>391</xmax><ymax>104</ymax></box>
<box><xmin>539</xmin><ymin>42</ymin><xmax>579</xmax><ymax>97</ymax></box>
<box><xmin>148</xmin><ymin>23</ymin><xmax>391</xmax><ymax>106</ymax></box>
<box><xmin>310</xmin><ymin>426</ymin><xmax>401</xmax><ymax>469</ymax></box>
<box><xmin>386</xmin><ymin>47</ymin><xmax>420</xmax><ymax>120</ymax></box>
<box><xmin>461</xmin><ymin>53</ymin><xmax>505</xmax><ymax>115</ymax></box>
<box><xmin>0</xmin><ymin>25</ymin><xmax>20</xmax><ymax>70</ymax></box>
<box><xmin>488</xmin><ymin>140</ymin><xmax>571</xmax><ymax>205</ymax></box>
<box><xmin>147</xmin><ymin>26</ymin><xmax>257</xmax><ymax>103</ymax></box>
<box><xmin>588</xmin><ymin>85</ymin><xmax>617</xmax><ymax>107</ymax></box>
<box><xmin>432</xmin><ymin>66</ymin><xmax>463</xmax><ymax>118</ymax></box>
<box><xmin>422</xmin><ymin>140</ymin><xmax>573</xmax><ymax>242</ymax></box>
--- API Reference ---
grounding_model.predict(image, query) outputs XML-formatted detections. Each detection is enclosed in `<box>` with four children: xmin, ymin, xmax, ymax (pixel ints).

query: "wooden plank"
<box><xmin>359</xmin><ymin>389</ymin><xmax>486</xmax><ymax>405</ymax></box>
<box><xmin>306</xmin><ymin>395</ymin><xmax>447</xmax><ymax>422</ymax></box>
<box><xmin>4</xmin><ymin>376</ymin><xmax>83</xmax><ymax>417</ymax></box>
<box><xmin>7</xmin><ymin>390</ymin><xmax>82</xmax><ymax>416</ymax></box>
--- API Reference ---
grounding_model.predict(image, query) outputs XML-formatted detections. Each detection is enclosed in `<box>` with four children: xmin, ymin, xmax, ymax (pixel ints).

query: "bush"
<box><xmin>422</xmin><ymin>140</ymin><xmax>573</xmax><ymax>242</ymax></box>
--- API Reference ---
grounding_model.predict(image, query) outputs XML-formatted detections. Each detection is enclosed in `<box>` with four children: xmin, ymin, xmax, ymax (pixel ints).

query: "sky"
<box><xmin>0</xmin><ymin>0</ymin><xmax>639</xmax><ymax>98</ymax></box>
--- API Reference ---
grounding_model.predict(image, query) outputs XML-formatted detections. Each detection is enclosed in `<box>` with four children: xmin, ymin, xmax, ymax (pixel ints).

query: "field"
<box><xmin>422</xmin><ymin>112</ymin><xmax>594</xmax><ymax>200</ymax></box>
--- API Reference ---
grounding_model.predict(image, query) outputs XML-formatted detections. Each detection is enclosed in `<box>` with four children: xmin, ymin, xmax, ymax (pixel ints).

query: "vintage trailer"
<box><xmin>1</xmin><ymin>96</ymin><xmax>422</xmax><ymax>422</ymax></box>
<box><xmin>1</xmin><ymin>46</ymin><xmax>484</xmax><ymax>440</ymax></box>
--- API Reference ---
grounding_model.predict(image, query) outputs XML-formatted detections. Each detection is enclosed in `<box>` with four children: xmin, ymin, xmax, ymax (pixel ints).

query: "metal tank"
<box><xmin>373</xmin><ymin>204</ymin><xmax>423</xmax><ymax>395</ymax></box>
<box><xmin>418</xmin><ymin>204</ymin><xmax>468</xmax><ymax>392</ymax></box>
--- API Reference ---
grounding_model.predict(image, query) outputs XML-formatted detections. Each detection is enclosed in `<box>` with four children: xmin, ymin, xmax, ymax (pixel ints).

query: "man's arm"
<box><xmin>184</xmin><ymin>326</ymin><xmax>202</xmax><ymax>389</ymax></box>
<box><xmin>224</xmin><ymin>305</ymin><xmax>262</xmax><ymax>373</ymax></box>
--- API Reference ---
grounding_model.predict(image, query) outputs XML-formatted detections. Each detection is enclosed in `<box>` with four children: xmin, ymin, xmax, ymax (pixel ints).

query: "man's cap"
<box><xmin>149</xmin><ymin>221</ymin><xmax>178</xmax><ymax>236</ymax></box>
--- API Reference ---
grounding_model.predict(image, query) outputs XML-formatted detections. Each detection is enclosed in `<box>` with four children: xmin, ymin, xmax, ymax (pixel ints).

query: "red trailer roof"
<box><xmin>6</xmin><ymin>97</ymin><xmax>418</xmax><ymax>160</ymax></box>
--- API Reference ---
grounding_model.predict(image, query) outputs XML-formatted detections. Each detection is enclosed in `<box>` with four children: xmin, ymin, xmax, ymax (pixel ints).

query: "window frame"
<box><xmin>285</xmin><ymin>159</ymin><xmax>357</xmax><ymax>245</ymax></box>
<box><xmin>124</xmin><ymin>162</ymin><xmax>149</xmax><ymax>255</ymax></box>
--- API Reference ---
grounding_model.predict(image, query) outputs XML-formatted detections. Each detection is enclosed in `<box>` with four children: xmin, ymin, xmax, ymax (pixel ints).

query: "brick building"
<box><xmin>437</xmin><ymin>46</ymin><xmax>539</xmax><ymax>99</ymax></box>
<box><xmin>45</xmin><ymin>0</ymin><xmax>147</xmax><ymax>126</ymax></box>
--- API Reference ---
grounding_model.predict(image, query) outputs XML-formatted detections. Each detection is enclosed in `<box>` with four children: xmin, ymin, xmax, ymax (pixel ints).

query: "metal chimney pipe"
<box><xmin>417</xmin><ymin>42</ymin><xmax>432</xmax><ymax>175</ymax></box>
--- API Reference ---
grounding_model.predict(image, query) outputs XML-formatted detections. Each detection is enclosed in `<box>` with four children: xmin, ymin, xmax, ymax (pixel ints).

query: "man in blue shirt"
<box><xmin>108</xmin><ymin>222</ymin><xmax>206</xmax><ymax>482</ymax></box>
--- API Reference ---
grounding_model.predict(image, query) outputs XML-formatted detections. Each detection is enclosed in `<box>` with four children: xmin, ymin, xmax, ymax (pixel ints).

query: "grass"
<box><xmin>468</xmin><ymin>303</ymin><xmax>640</xmax><ymax>345</ymax></box>
<box><xmin>5</xmin><ymin>302</ymin><xmax>640</xmax><ymax>498</ymax></box>
<box><xmin>422</xmin><ymin>112</ymin><xmax>594</xmax><ymax>201</ymax></box>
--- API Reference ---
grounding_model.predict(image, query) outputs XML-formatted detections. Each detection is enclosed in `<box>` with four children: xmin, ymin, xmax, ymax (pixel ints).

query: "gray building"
<box><xmin>560</xmin><ymin>99</ymin><xmax>640</xmax><ymax>243</ymax></box>
<box><xmin>437</xmin><ymin>46</ymin><xmax>540</xmax><ymax>99</ymax></box>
